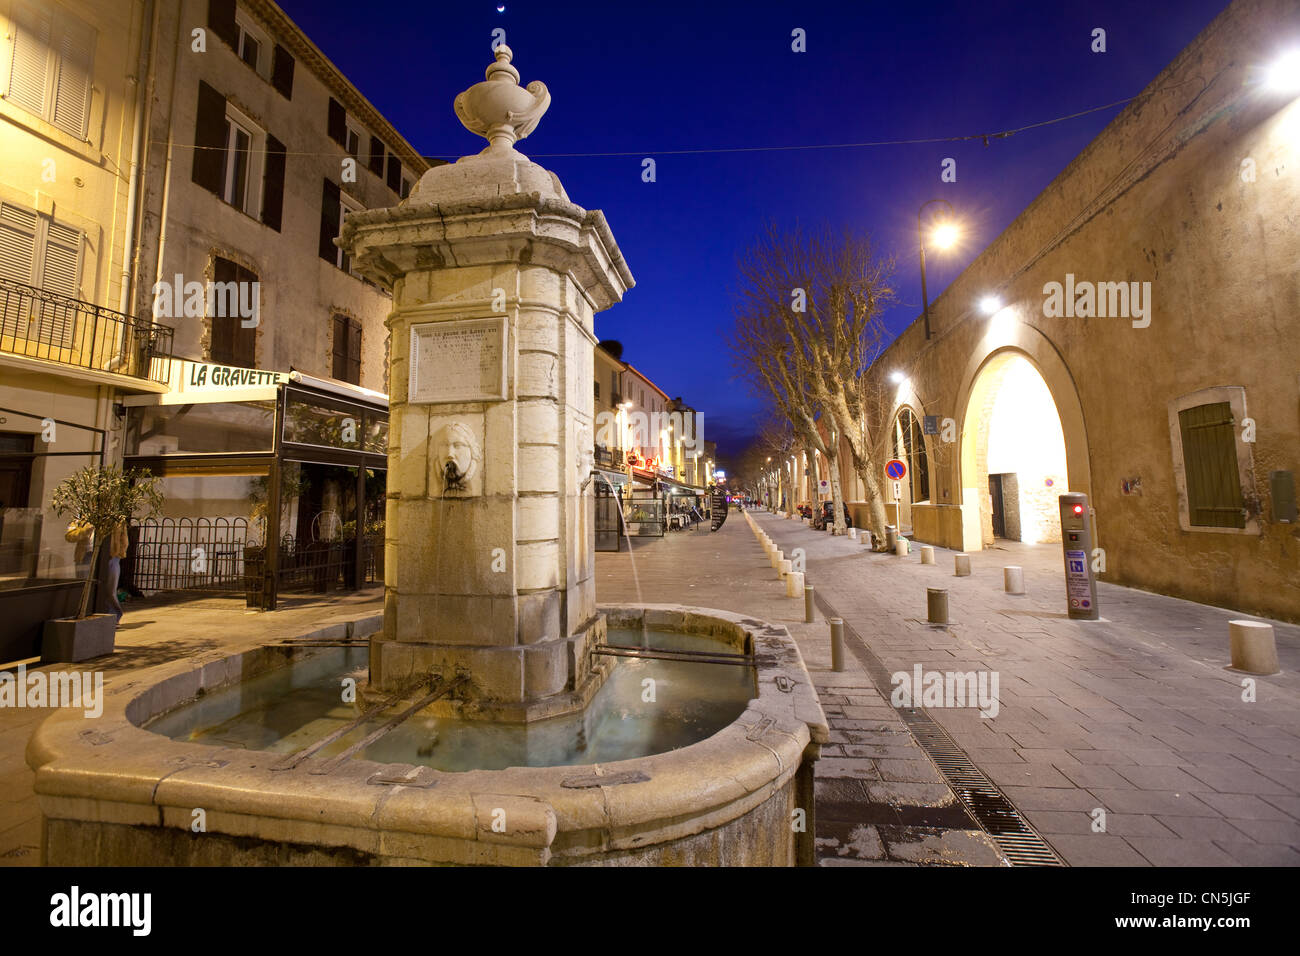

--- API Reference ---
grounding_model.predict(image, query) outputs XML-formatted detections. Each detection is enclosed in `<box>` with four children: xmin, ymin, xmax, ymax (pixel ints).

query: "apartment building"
<box><xmin>0</xmin><ymin>0</ymin><xmax>175</xmax><ymax>659</ymax></box>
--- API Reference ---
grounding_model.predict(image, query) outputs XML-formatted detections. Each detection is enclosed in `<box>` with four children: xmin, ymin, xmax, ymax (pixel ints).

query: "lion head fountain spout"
<box><xmin>453</xmin><ymin>44</ymin><xmax>551</xmax><ymax>153</ymax></box>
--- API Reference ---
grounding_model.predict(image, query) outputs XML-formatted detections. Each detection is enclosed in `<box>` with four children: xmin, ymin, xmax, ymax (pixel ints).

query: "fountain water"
<box><xmin>26</xmin><ymin>46</ymin><xmax>828</xmax><ymax>867</ymax></box>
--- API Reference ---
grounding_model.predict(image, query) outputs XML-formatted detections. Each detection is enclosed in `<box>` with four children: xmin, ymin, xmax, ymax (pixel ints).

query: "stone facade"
<box><xmin>831</xmin><ymin>0</ymin><xmax>1300</xmax><ymax>621</ymax></box>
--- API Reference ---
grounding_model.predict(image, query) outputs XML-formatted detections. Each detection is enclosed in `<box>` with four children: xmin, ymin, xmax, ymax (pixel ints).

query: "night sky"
<box><xmin>278</xmin><ymin>0</ymin><xmax>1231</xmax><ymax>463</ymax></box>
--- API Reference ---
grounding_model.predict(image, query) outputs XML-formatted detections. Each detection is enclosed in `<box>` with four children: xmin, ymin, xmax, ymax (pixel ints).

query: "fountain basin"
<box><xmin>26</xmin><ymin>605</ymin><xmax>828</xmax><ymax>866</ymax></box>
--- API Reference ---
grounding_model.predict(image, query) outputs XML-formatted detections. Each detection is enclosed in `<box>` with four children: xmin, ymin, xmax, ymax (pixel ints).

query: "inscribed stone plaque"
<box><xmin>409</xmin><ymin>317</ymin><xmax>507</xmax><ymax>403</ymax></box>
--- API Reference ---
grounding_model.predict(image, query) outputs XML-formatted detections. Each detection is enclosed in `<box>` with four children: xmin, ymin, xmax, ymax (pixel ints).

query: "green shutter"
<box><xmin>1179</xmin><ymin>402</ymin><xmax>1245</xmax><ymax>529</ymax></box>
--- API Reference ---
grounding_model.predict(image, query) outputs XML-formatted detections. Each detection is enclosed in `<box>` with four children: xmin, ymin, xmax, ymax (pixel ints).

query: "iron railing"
<box><xmin>0</xmin><ymin>276</ymin><xmax>174</xmax><ymax>383</ymax></box>
<box><xmin>128</xmin><ymin>517</ymin><xmax>250</xmax><ymax>592</ymax></box>
<box><xmin>595</xmin><ymin>446</ymin><xmax>624</xmax><ymax>469</ymax></box>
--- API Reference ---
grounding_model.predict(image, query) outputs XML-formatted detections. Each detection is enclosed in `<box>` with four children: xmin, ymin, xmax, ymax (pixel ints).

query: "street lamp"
<box><xmin>918</xmin><ymin>198</ymin><xmax>958</xmax><ymax>340</ymax></box>
<box><xmin>1267</xmin><ymin>50</ymin><xmax>1300</xmax><ymax>92</ymax></box>
<box><xmin>979</xmin><ymin>295</ymin><xmax>1002</xmax><ymax>315</ymax></box>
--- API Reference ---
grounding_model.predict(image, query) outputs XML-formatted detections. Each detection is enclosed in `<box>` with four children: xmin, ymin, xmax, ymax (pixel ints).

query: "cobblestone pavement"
<box><xmin>596</xmin><ymin>516</ymin><xmax>1007</xmax><ymax>866</ymax></box>
<box><xmin>0</xmin><ymin>591</ymin><xmax>383</xmax><ymax>866</ymax></box>
<box><xmin>752</xmin><ymin>511</ymin><xmax>1300</xmax><ymax>867</ymax></box>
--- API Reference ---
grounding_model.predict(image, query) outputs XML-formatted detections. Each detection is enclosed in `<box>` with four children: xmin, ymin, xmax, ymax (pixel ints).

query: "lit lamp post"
<box><xmin>918</xmin><ymin>199</ymin><xmax>959</xmax><ymax>341</ymax></box>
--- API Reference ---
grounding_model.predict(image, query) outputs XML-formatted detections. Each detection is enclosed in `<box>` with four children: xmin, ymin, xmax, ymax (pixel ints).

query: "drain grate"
<box><xmin>813</xmin><ymin>591</ymin><xmax>1065</xmax><ymax>867</ymax></box>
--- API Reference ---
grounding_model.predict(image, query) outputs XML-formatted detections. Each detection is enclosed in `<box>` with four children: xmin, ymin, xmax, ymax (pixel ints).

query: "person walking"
<box><xmin>107</xmin><ymin>520</ymin><xmax>128</xmax><ymax>624</ymax></box>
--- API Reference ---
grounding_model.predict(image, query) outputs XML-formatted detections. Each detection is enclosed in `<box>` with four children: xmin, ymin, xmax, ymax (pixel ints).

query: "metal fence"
<box><xmin>129</xmin><ymin>517</ymin><xmax>250</xmax><ymax>592</ymax></box>
<box><xmin>0</xmin><ymin>276</ymin><xmax>173</xmax><ymax>383</ymax></box>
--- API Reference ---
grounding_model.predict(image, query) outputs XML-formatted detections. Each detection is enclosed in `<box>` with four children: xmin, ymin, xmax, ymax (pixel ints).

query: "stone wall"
<box><xmin>857</xmin><ymin>0</ymin><xmax>1300</xmax><ymax>621</ymax></box>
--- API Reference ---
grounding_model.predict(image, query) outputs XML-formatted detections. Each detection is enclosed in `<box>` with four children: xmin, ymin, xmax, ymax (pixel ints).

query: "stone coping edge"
<box><xmin>26</xmin><ymin>604</ymin><xmax>826</xmax><ymax>864</ymax></box>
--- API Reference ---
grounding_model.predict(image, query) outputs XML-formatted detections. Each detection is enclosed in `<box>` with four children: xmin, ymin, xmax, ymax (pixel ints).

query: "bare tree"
<box><xmin>730</xmin><ymin>248</ymin><xmax>849</xmax><ymax>532</ymax></box>
<box><xmin>729</xmin><ymin>222</ymin><xmax>896</xmax><ymax>545</ymax></box>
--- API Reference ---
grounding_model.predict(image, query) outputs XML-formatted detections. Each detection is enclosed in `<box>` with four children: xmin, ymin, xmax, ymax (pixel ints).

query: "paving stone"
<box><xmin>1194</xmin><ymin>791</ymin><xmax>1298</xmax><ymax>821</ymax></box>
<box><xmin>1114</xmin><ymin>765</ymin><xmax>1215</xmax><ymax>791</ymax></box>
<box><xmin>1211</xmin><ymin>841</ymin><xmax>1300</xmax><ymax>866</ymax></box>
<box><xmin>1127</xmin><ymin>837</ymin><xmax>1241</xmax><ymax>867</ymax></box>
<box><xmin>1087</xmin><ymin>789</ymin><xmax>1219</xmax><ymax>816</ymax></box>
<box><xmin>815</xmin><ymin>758</ymin><xmax>882</xmax><ymax>781</ymax></box>
<box><xmin>1038</xmin><ymin>834</ymin><xmax>1149</xmax><ymax>866</ymax></box>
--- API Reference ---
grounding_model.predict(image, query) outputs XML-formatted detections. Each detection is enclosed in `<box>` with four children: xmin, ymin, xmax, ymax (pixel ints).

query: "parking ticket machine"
<box><xmin>1059</xmin><ymin>492</ymin><xmax>1100</xmax><ymax>621</ymax></box>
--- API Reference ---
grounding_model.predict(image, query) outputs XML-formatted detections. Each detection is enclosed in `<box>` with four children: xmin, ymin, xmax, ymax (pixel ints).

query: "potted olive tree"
<box><xmin>46</xmin><ymin>464</ymin><xmax>163</xmax><ymax>662</ymax></box>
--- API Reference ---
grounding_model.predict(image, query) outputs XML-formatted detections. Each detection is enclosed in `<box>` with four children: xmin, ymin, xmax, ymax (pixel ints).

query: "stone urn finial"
<box><xmin>453</xmin><ymin>44</ymin><xmax>551</xmax><ymax>152</ymax></box>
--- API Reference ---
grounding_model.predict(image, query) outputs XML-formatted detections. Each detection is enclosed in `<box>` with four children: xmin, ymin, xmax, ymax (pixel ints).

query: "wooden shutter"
<box><xmin>209</xmin><ymin>256</ymin><xmax>236</xmax><ymax>364</ymax></box>
<box><xmin>192</xmin><ymin>80</ymin><xmax>228</xmax><ymax>194</ymax></box>
<box><xmin>233</xmin><ymin>263</ymin><xmax>257</xmax><ymax>367</ymax></box>
<box><xmin>318</xmin><ymin>179</ymin><xmax>341</xmax><ymax>263</ymax></box>
<box><xmin>51</xmin><ymin>17</ymin><xmax>93</xmax><ymax>138</ymax></box>
<box><xmin>270</xmin><ymin>43</ymin><xmax>295</xmax><ymax>99</ymax></box>
<box><xmin>386</xmin><ymin>152</ymin><xmax>401</xmax><ymax>193</ymax></box>
<box><xmin>327</xmin><ymin>97</ymin><xmax>346</xmax><ymax>145</ymax></box>
<box><xmin>35</xmin><ymin>220</ymin><xmax>79</xmax><ymax>348</ymax></box>
<box><xmin>0</xmin><ymin>204</ymin><xmax>37</xmax><ymax>339</ymax></box>
<box><xmin>368</xmin><ymin>135</ymin><xmax>385</xmax><ymax>175</ymax></box>
<box><xmin>6</xmin><ymin>5</ymin><xmax>51</xmax><ymax>118</ymax></box>
<box><xmin>331</xmin><ymin>313</ymin><xmax>346</xmax><ymax>379</ymax></box>
<box><xmin>1179</xmin><ymin>403</ymin><xmax>1245</xmax><ymax>529</ymax></box>
<box><xmin>261</xmin><ymin>134</ymin><xmax>286</xmax><ymax>231</ymax></box>
<box><xmin>347</xmin><ymin>317</ymin><xmax>361</xmax><ymax>385</ymax></box>
<box><xmin>207</xmin><ymin>0</ymin><xmax>238</xmax><ymax>49</ymax></box>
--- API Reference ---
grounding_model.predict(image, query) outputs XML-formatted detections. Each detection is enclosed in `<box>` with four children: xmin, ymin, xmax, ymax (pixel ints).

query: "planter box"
<box><xmin>41</xmin><ymin>614</ymin><xmax>116</xmax><ymax>663</ymax></box>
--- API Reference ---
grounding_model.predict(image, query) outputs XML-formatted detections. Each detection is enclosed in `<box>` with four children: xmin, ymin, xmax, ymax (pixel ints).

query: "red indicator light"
<box><xmin>1072</xmin><ymin>505</ymin><xmax>1084</xmax><ymax>515</ymax></box>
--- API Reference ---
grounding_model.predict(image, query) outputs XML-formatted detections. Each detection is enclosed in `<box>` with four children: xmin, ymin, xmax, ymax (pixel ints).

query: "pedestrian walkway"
<box><xmin>598</xmin><ymin>513</ymin><xmax>1007</xmax><ymax>865</ymax></box>
<box><xmin>753</xmin><ymin>511</ymin><xmax>1300</xmax><ymax>866</ymax></box>
<box><xmin>0</xmin><ymin>590</ymin><xmax>383</xmax><ymax>866</ymax></box>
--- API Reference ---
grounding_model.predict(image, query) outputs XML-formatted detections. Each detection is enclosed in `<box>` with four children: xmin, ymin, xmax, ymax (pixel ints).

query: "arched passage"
<box><xmin>960</xmin><ymin>351</ymin><xmax>1069</xmax><ymax>548</ymax></box>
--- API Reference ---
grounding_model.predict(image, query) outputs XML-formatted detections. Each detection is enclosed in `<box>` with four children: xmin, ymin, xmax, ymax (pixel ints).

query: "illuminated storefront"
<box><xmin>120</xmin><ymin>361</ymin><xmax>387</xmax><ymax>609</ymax></box>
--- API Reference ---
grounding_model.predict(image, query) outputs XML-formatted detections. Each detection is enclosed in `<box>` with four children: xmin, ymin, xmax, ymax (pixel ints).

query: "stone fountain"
<box><xmin>25</xmin><ymin>47</ymin><xmax>828</xmax><ymax>867</ymax></box>
<box><xmin>343</xmin><ymin>44</ymin><xmax>631</xmax><ymax>720</ymax></box>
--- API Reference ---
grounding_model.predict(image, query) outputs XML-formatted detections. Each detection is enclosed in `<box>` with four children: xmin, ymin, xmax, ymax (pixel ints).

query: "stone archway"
<box><xmin>954</xmin><ymin>315</ymin><xmax>1090</xmax><ymax>552</ymax></box>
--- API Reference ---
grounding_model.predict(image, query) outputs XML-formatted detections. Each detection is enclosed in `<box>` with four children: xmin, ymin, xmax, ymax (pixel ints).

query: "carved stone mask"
<box><xmin>434</xmin><ymin>422</ymin><xmax>479</xmax><ymax>492</ymax></box>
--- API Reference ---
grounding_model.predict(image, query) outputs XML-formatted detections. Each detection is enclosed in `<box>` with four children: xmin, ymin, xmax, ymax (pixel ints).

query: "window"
<box><xmin>0</xmin><ymin>202</ymin><xmax>82</xmax><ymax>345</ymax></box>
<box><xmin>191</xmin><ymin>82</ymin><xmax>283</xmax><ymax>229</ymax></box>
<box><xmin>345</xmin><ymin>121</ymin><xmax>363</xmax><ymax>160</ymax></box>
<box><xmin>5</xmin><ymin>1</ymin><xmax>95</xmax><ymax>138</ymax></box>
<box><xmin>222</xmin><ymin>114</ymin><xmax>254</xmax><ymax>210</ymax></box>
<box><xmin>898</xmin><ymin>409</ymin><xmax>930</xmax><ymax>502</ymax></box>
<box><xmin>1168</xmin><ymin>387</ymin><xmax>1256</xmax><ymax>534</ymax></box>
<box><xmin>594</xmin><ymin>381</ymin><xmax>601</xmax><ymax>401</ymax></box>
<box><xmin>1178</xmin><ymin>403</ymin><xmax>1244</xmax><ymax>528</ymax></box>
<box><xmin>400</xmin><ymin>175</ymin><xmax>413</xmax><ymax>200</ymax></box>
<box><xmin>236</xmin><ymin>20</ymin><xmax>261</xmax><ymax>72</ymax></box>
<box><xmin>208</xmin><ymin>257</ymin><xmax>257</xmax><ymax>367</ymax></box>
<box><xmin>319</xmin><ymin>178</ymin><xmax>362</xmax><ymax>275</ymax></box>
<box><xmin>331</xmin><ymin>314</ymin><xmax>361</xmax><ymax>385</ymax></box>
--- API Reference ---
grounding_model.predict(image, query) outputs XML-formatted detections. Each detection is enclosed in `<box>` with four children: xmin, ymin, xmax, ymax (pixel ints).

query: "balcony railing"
<box><xmin>0</xmin><ymin>276</ymin><xmax>174</xmax><ymax>383</ymax></box>
<box><xmin>595</xmin><ymin>446</ymin><xmax>624</xmax><ymax>469</ymax></box>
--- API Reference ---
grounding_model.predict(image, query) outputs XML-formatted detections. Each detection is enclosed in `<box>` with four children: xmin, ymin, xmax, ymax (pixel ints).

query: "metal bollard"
<box><xmin>885</xmin><ymin>526</ymin><xmax>897</xmax><ymax>551</ymax></box>
<box><xmin>1004</xmin><ymin>566</ymin><xmax>1025</xmax><ymax>594</ymax></box>
<box><xmin>804</xmin><ymin>584</ymin><xmax>815</xmax><ymax>623</ymax></box>
<box><xmin>954</xmin><ymin>553</ymin><xmax>971</xmax><ymax>576</ymax></box>
<box><xmin>927</xmin><ymin>588</ymin><xmax>949</xmax><ymax>624</ymax></box>
<box><xmin>830</xmin><ymin>617</ymin><xmax>844</xmax><ymax>672</ymax></box>
<box><xmin>921</xmin><ymin>545</ymin><xmax>936</xmax><ymax>565</ymax></box>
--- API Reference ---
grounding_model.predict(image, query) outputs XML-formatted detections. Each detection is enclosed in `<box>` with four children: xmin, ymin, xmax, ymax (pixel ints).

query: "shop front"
<box><xmin>121</xmin><ymin>362</ymin><xmax>387</xmax><ymax>610</ymax></box>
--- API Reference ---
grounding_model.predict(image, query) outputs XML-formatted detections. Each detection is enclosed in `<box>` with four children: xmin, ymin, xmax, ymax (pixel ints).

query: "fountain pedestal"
<box><xmin>341</xmin><ymin>45</ymin><xmax>633</xmax><ymax>719</ymax></box>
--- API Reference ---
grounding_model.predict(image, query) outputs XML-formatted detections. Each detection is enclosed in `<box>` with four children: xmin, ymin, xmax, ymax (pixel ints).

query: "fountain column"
<box><xmin>340</xmin><ymin>45</ymin><xmax>633</xmax><ymax>719</ymax></box>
